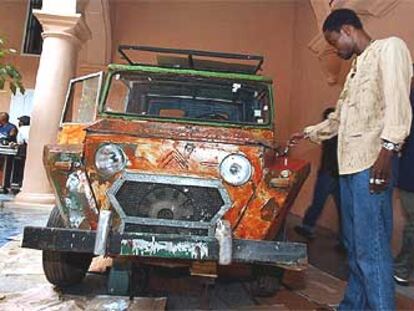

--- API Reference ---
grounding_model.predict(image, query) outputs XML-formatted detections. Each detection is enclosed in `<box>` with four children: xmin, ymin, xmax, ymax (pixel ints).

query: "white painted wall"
<box><xmin>9</xmin><ymin>89</ymin><xmax>35</xmax><ymax>126</ymax></box>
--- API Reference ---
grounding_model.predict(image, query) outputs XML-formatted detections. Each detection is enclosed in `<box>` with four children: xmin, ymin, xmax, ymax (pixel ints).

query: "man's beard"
<box><xmin>338</xmin><ymin>51</ymin><xmax>352</xmax><ymax>60</ymax></box>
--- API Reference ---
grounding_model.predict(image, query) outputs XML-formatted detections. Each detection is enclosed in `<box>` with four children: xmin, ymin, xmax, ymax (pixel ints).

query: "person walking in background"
<box><xmin>394</xmin><ymin>70</ymin><xmax>414</xmax><ymax>287</ymax></box>
<box><xmin>294</xmin><ymin>107</ymin><xmax>341</xmax><ymax>240</ymax></box>
<box><xmin>290</xmin><ymin>9</ymin><xmax>412</xmax><ymax>310</ymax></box>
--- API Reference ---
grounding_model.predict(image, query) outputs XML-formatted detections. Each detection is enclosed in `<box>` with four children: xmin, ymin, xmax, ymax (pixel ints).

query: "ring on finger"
<box><xmin>369</xmin><ymin>178</ymin><xmax>385</xmax><ymax>184</ymax></box>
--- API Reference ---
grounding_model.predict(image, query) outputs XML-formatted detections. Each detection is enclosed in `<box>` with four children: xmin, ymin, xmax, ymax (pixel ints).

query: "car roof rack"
<box><xmin>118</xmin><ymin>45</ymin><xmax>264</xmax><ymax>75</ymax></box>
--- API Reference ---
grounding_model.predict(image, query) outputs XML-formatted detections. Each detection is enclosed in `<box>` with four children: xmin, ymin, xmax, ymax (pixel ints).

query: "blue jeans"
<box><xmin>339</xmin><ymin>169</ymin><xmax>395</xmax><ymax>310</ymax></box>
<box><xmin>302</xmin><ymin>170</ymin><xmax>340</xmax><ymax>232</ymax></box>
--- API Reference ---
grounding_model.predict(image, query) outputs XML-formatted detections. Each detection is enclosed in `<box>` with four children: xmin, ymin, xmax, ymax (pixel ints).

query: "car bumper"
<box><xmin>22</xmin><ymin>226</ymin><xmax>307</xmax><ymax>270</ymax></box>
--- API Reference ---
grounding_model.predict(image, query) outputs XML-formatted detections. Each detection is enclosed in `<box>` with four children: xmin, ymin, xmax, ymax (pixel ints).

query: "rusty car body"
<box><xmin>22</xmin><ymin>46</ymin><xmax>310</xmax><ymax>295</ymax></box>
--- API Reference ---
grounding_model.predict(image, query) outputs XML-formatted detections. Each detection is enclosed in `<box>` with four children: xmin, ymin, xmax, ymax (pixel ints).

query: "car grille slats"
<box><xmin>107</xmin><ymin>173</ymin><xmax>232</xmax><ymax>236</ymax></box>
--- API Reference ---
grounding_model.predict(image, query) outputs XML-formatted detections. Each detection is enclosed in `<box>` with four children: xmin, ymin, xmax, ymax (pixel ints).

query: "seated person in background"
<box><xmin>16</xmin><ymin>115</ymin><xmax>30</xmax><ymax>145</ymax></box>
<box><xmin>8</xmin><ymin>116</ymin><xmax>30</xmax><ymax>191</ymax></box>
<box><xmin>0</xmin><ymin>112</ymin><xmax>18</xmax><ymax>193</ymax></box>
<box><xmin>0</xmin><ymin>112</ymin><xmax>17</xmax><ymax>144</ymax></box>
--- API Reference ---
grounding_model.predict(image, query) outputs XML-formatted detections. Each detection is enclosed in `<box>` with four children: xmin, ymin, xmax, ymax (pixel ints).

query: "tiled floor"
<box><xmin>0</xmin><ymin>199</ymin><xmax>49</xmax><ymax>247</ymax></box>
<box><xmin>288</xmin><ymin>213</ymin><xmax>414</xmax><ymax>304</ymax></box>
<box><xmin>287</xmin><ymin>214</ymin><xmax>348</xmax><ymax>280</ymax></box>
<box><xmin>0</xmin><ymin>202</ymin><xmax>412</xmax><ymax>309</ymax></box>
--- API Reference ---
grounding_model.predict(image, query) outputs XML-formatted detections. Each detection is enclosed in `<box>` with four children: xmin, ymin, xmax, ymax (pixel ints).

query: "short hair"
<box><xmin>322</xmin><ymin>9</ymin><xmax>363</xmax><ymax>33</ymax></box>
<box><xmin>0</xmin><ymin>112</ymin><xmax>9</xmax><ymax>122</ymax></box>
<box><xmin>18</xmin><ymin>115</ymin><xmax>30</xmax><ymax>126</ymax></box>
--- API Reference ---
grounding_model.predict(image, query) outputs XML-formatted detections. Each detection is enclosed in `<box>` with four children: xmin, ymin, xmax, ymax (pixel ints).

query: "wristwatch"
<box><xmin>382</xmin><ymin>140</ymin><xmax>400</xmax><ymax>152</ymax></box>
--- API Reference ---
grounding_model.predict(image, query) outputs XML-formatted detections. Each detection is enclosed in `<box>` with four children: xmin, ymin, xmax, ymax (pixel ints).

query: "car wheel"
<box><xmin>42</xmin><ymin>206</ymin><xmax>93</xmax><ymax>287</ymax></box>
<box><xmin>250</xmin><ymin>222</ymin><xmax>286</xmax><ymax>297</ymax></box>
<box><xmin>108</xmin><ymin>261</ymin><xmax>149</xmax><ymax>296</ymax></box>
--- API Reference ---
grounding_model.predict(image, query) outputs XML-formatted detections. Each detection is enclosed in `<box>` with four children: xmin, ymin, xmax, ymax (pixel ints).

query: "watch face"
<box><xmin>383</xmin><ymin>142</ymin><xmax>395</xmax><ymax>150</ymax></box>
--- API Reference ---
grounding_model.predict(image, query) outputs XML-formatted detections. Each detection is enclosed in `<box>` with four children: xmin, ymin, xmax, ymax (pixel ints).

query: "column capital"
<box><xmin>34</xmin><ymin>10</ymin><xmax>92</xmax><ymax>47</ymax></box>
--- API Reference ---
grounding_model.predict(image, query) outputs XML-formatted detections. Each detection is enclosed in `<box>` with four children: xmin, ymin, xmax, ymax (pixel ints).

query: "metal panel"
<box><xmin>22</xmin><ymin>226</ymin><xmax>307</xmax><ymax>268</ymax></box>
<box><xmin>107</xmin><ymin>171</ymin><xmax>232</xmax><ymax>236</ymax></box>
<box><xmin>93</xmin><ymin>209</ymin><xmax>112</xmax><ymax>255</ymax></box>
<box><xmin>60</xmin><ymin>71</ymin><xmax>104</xmax><ymax>126</ymax></box>
<box><xmin>118</xmin><ymin>45</ymin><xmax>264</xmax><ymax>74</ymax></box>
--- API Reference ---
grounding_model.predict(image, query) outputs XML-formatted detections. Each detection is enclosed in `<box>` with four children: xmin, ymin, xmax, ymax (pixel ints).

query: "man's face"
<box><xmin>324</xmin><ymin>27</ymin><xmax>355</xmax><ymax>60</ymax></box>
<box><xmin>0</xmin><ymin>117</ymin><xmax>6</xmax><ymax>126</ymax></box>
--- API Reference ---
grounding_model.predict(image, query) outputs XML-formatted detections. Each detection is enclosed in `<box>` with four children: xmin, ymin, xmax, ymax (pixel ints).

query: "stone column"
<box><xmin>9</xmin><ymin>8</ymin><xmax>91</xmax><ymax>208</ymax></box>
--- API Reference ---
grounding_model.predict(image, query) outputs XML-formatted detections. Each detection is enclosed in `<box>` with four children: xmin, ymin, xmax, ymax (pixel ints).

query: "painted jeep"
<box><xmin>23</xmin><ymin>46</ymin><xmax>309</xmax><ymax>296</ymax></box>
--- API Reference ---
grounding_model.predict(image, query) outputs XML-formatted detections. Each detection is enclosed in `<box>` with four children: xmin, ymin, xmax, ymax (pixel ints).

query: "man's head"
<box><xmin>323</xmin><ymin>9</ymin><xmax>364</xmax><ymax>60</ymax></box>
<box><xmin>0</xmin><ymin>112</ymin><xmax>10</xmax><ymax>126</ymax></box>
<box><xmin>18</xmin><ymin>115</ymin><xmax>30</xmax><ymax>127</ymax></box>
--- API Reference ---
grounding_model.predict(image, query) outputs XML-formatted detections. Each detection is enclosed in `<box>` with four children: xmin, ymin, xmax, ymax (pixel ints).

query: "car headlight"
<box><xmin>95</xmin><ymin>144</ymin><xmax>127</xmax><ymax>176</ymax></box>
<box><xmin>219</xmin><ymin>154</ymin><xmax>252</xmax><ymax>186</ymax></box>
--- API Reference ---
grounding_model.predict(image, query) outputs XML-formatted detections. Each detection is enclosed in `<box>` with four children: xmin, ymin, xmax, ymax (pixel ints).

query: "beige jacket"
<box><xmin>305</xmin><ymin>37</ymin><xmax>413</xmax><ymax>175</ymax></box>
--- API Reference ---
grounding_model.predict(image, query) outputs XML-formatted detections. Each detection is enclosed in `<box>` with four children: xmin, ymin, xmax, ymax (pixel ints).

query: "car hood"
<box><xmin>86</xmin><ymin>119</ymin><xmax>275</xmax><ymax>148</ymax></box>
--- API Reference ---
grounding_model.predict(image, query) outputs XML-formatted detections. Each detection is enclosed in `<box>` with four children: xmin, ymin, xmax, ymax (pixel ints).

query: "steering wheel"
<box><xmin>195</xmin><ymin>112</ymin><xmax>229</xmax><ymax>121</ymax></box>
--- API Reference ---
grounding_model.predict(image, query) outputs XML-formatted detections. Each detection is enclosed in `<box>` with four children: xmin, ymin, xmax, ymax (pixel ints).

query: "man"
<box><xmin>0</xmin><ymin>112</ymin><xmax>17</xmax><ymax>143</ymax></box>
<box><xmin>294</xmin><ymin>107</ymin><xmax>340</xmax><ymax>240</ymax></box>
<box><xmin>394</xmin><ymin>71</ymin><xmax>414</xmax><ymax>287</ymax></box>
<box><xmin>0</xmin><ymin>112</ymin><xmax>18</xmax><ymax>193</ymax></box>
<box><xmin>16</xmin><ymin>115</ymin><xmax>30</xmax><ymax>145</ymax></box>
<box><xmin>9</xmin><ymin>115</ymin><xmax>31</xmax><ymax>189</ymax></box>
<box><xmin>290</xmin><ymin>9</ymin><xmax>412</xmax><ymax>310</ymax></box>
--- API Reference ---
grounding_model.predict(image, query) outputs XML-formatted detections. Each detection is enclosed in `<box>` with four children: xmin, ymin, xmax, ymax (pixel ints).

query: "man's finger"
<box><xmin>369</xmin><ymin>167</ymin><xmax>377</xmax><ymax>193</ymax></box>
<box><xmin>371</xmin><ymin>176</ymin><xmax>388</xmax><ymax>193</ymax></box>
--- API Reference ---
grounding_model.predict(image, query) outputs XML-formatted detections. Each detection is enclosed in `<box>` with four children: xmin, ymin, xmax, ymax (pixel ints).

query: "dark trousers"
<box><xmin>394</xmin><ymin>189</ymin><xmax>414</xmax><ymax>279</ymax></box>
<box><xmin>301</xmin><ymin>170</ymin><xmax>340</xmax><ymax>232</ymax></box>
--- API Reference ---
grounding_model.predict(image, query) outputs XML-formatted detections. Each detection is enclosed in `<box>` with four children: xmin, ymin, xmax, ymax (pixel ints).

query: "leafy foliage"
<box><xmin>0</xmin><ymin>37</ymin><xmax>25</xmax><ymax>95</ymax></box>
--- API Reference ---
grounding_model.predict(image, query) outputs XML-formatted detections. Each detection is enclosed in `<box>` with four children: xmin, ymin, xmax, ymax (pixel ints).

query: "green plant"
<box><xmin>0</xmin><ymin>37</ymin><xmax>25</xmax><ymax>95</ymax></box>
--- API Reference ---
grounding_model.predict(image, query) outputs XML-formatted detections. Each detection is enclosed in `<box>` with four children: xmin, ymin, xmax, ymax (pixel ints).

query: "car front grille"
<box><xmin>107</xmin><ymin>172</ymin><xmax>232</xmax><ymax>236</ymax></box>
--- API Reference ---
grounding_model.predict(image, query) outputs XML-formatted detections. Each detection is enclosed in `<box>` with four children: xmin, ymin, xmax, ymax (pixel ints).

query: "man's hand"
<box><xmin>288</xmin><ymin>132</ymin><xmax>306</xmax><ymax>146</ymax></box>
<box><xmin>370</xmin><ymin>148</ymin><xmax>394</xmax><ymax>193</ymax></box>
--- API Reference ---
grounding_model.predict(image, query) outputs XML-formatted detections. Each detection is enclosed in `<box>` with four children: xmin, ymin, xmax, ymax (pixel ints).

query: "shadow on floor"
<box><xmin>287</xmin><ymin>213</ymin><xmax>414</xmax><ymax>304</ymax></box>
<box><xmin>286</xmin><ymin>214</ymin><xmax>348</xmax><ymax>280</ymax></box>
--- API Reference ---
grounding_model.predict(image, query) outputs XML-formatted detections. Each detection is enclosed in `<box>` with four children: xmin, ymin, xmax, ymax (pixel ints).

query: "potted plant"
<box><xmin>0</xmin><ymin>37</ymin><xmax>24</xmax><ymax>95</ymax></box>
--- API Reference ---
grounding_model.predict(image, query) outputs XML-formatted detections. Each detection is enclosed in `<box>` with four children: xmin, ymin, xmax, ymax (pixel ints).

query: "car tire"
<box><xmin>42</xmin><ymin>206</ymin><xmax>93</xmax><ymax>287</ymax></box>
<box><xmin>250</xmin><ymin>222</ymin><xmax>286</xmax><ymax>297</ymax></box>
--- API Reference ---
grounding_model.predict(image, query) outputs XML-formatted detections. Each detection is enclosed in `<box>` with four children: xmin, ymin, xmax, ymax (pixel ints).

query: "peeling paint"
<box><xmin>44</xmin><ymin>63</ymin><xmax>311</xmax><ymax>264</ymax></box>
<box><xmin>81</xmin><ymin>131</ymin><xmax>310</xmax><ymax>240</ymax></box>
<box><xmin>64</xmin><ymin>170</ymin><xmax>99</xmax><ymax>228</ymax></box>
<box><xmin>57</xmin><ymin>124</ymin><xmax>87</xmax><ymax>145</ymax></box>
<box><xmin>91</xmin><ymin>180</ymin><xmax>112</xmax><ymax>210</ymax></box>
<box><xmin>120</xmin><ymin>237</ymin><xmax>209</xmax><ymax>260</ymax></box>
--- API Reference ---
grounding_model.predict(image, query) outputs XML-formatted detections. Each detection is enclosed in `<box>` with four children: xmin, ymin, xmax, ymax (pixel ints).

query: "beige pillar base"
<box><xmin>6</xmin><ymin>192</ymin><xmax>55</xmax><ymax>210</ymax></box>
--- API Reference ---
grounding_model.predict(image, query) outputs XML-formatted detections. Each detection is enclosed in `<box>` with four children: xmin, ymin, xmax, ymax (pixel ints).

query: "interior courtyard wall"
<box><xmin>0</xmin><ymin>1</ymin><xmax>39</xmax><ymax>112</ymax></box>
<box><xmin>110</xmin><ymin>0</ymin><xmax>298</xmax><ymax>141</ymax></box>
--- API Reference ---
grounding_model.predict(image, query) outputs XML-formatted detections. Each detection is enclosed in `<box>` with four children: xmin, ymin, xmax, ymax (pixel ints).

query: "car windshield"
<box><xmin>103</xmin><ymin>71</ymin><xmax>271</xmax><ymax>126</ymax></box>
